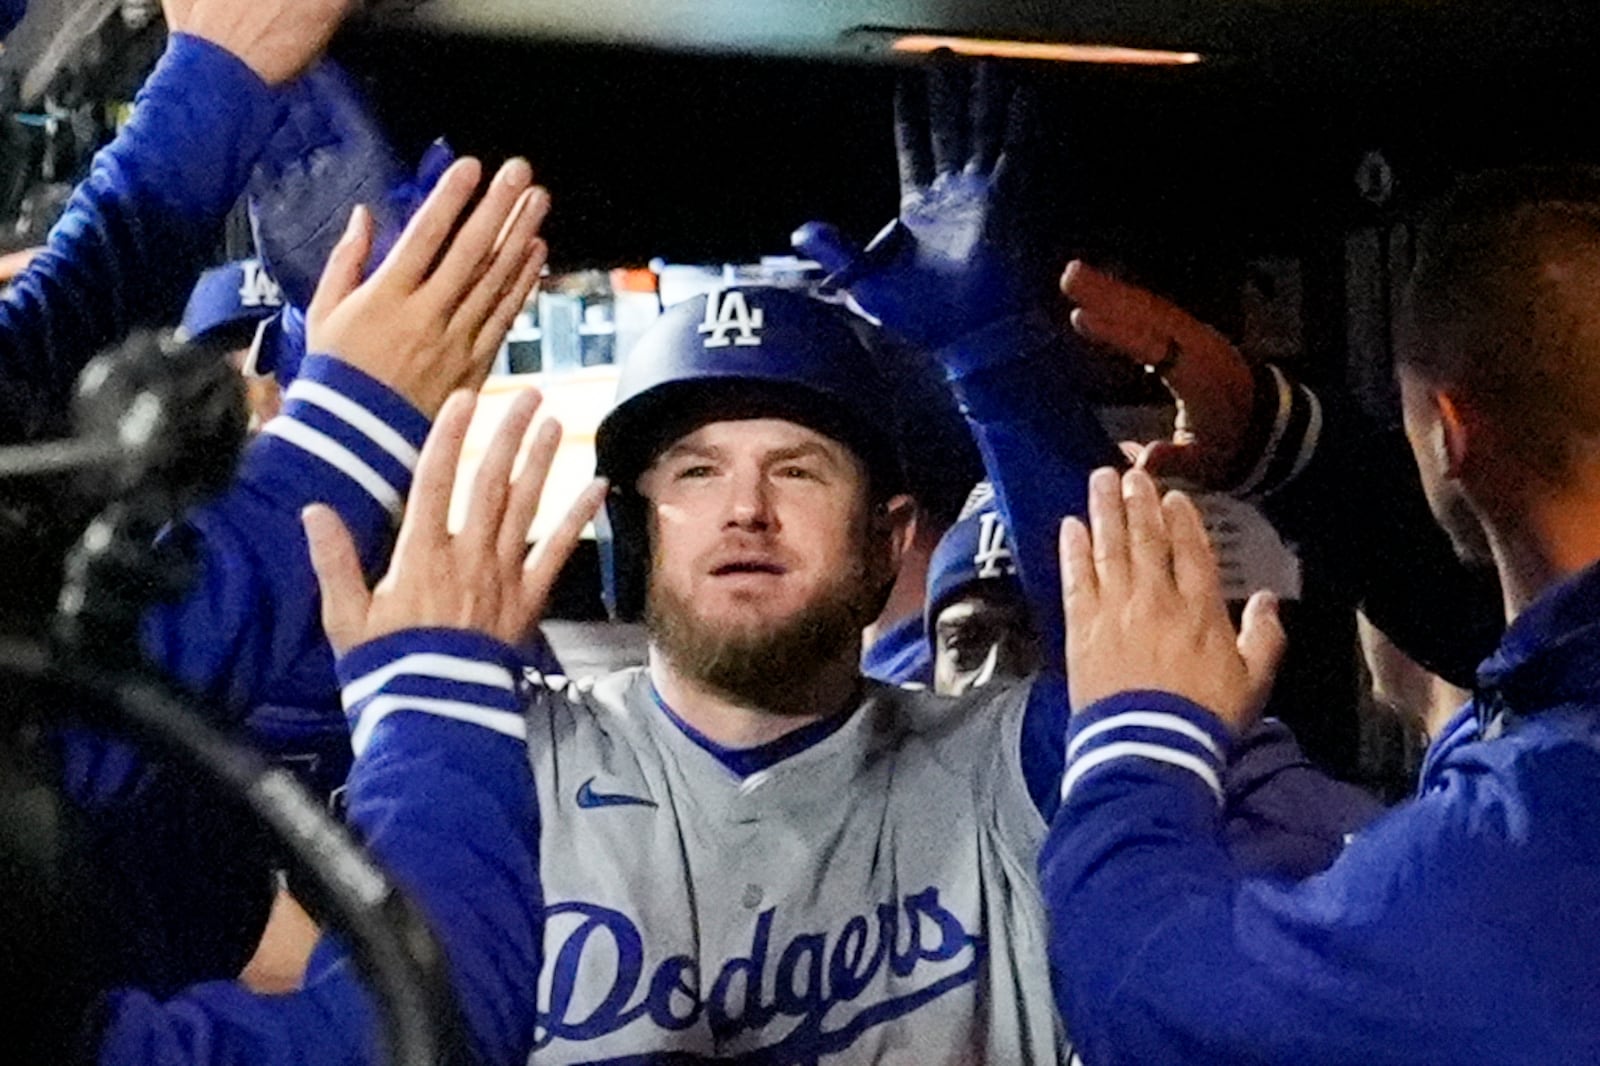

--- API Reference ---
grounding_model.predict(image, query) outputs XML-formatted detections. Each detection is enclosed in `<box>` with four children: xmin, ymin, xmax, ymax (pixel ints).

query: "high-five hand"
<box><xmin>793</xmin><ymin>62</ymin><xmax>1031</xmax><ymax>350</ymax></box>
<box><xmin>1060</xmin><ymin>261</ymin><xmax>1258</xmax><ymax>488</ymax></box>
<box><xmin>306</xmin><ymin>156</ymin><xmax>550</xmax><ymax>417</ymax></box>
<box><xmin>303</xmin><ymin>388</ymin><xmax>607</xmax><ymax>657</ymax></box>
<box><xmin>1060</xmin><ymin>467</ymin><xmax>1286</xmax><ymax>733</ymax></box>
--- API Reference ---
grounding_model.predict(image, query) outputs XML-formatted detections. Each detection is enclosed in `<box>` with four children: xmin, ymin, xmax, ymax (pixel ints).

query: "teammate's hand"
<box><xmin>165</xmin><ymin>0</ymin><xmax>351</xmax><ymax>85</ymax></box>
<box><xmin>306</xmin><ymin>156</ymin><xmax>550</xmax><ymax>417</ymax></box>
<box><xmin>249</xmin><ymin>58</ymin><xmax>458</xmax><ymax>310</ymax></box>
<box><xmin>1061</xmin><ymin>261</ymin><xmax>1257</xmax><ymax>488</ymax></box>
<box><xmin>303</xmin><ymin>388</ymin><xmax>608</xmax><ymax>657</ymax></box>
<box><xmin>1060</xmin><ymin>467</ymin><xmax>1286</xmax><ymax>733</ymax></box>
<box><xmin>793</xmin><ymin>61</ymin><xmax>1030</xmax><ymax>350</ymax></box>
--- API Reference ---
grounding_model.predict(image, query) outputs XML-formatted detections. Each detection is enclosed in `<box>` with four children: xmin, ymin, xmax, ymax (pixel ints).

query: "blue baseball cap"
<box><xmin>926</xmin><ymin>482</ymin><xmax>1020</xmax><ymax>629</ymax></box>
<box><xmin>180</xmin><ymin>259</ymin><xmax>285</xmax><ymax>348</ymax></box>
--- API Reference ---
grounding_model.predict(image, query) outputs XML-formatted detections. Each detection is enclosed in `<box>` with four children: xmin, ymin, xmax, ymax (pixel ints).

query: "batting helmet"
<box><xmin>594</xmin><ymin>285</ymin><xmax>904</xmax><ymax>621</ymax></box>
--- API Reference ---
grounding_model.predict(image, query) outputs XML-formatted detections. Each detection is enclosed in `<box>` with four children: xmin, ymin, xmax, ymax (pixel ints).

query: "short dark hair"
<box><xmin>1401</xmin><ymin>166</ymin><xmax>1600</xmax><ymax>472</ymax></box>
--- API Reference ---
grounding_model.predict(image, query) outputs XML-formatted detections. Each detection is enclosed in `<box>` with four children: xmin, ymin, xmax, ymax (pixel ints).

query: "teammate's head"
<box><xmin>1397</xmin><ymin>167</ymin><xmax>1600</xmax><ymax>563</ymax></box>
<box><xmin>925</xmin><ymin>484</ymin><xmax>1039</xmax><ymax>696</ymax></box>
<box><xmin>180</xmin><ymin>260</ymin><xmax>286</xmax><ymax>430</ymax></box>
<box><xmin>596</xmin><ymin>287</ymin><xmax>914</xmax><ymax>711</ymax></box>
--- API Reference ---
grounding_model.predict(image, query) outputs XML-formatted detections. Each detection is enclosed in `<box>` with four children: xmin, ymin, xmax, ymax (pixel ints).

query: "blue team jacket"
<box><xmin>0</xmin><ymin>29</ymin><xmax>441</xmax><ymax>992</ymax></box>
<box><xmin>95</xmin><ymin>630</ymin><xmax>544</xmax><ymax>1066</ymax></box>
<box><xmin>1041</xmin><ymin>560</ymin><xmax>1600</xmax><ymax>1065</ymax></box>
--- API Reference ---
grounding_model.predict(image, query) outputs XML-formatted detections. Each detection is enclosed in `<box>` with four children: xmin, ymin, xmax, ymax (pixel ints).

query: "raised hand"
<box><xmin>165</xmin><ymin>0</ymin><xmax>352</xmax><ymax>85</ymax></box>
<box><xmin>303</xmin><ymin>388</ymin><xmax>607</xmax><ymax>657</ymax></box>
<box><xmin>1060</xmin><ymin>467</ymin><xmax>1285</xmax><ymax>732</ymax></box>
<box><xmin>306</xmin><ymin>156</ymin><xmax>551</xmax><ymax>417</ymax></box>
<box><xmin>793</xmin><ymin>61</ymin><xmax>1030</xmax><ymax>350</ymax></box>
<box><xmin>1061</xmin><ymin>261</ymin><xmax>1259</xmax><ymax>489</ymax></box>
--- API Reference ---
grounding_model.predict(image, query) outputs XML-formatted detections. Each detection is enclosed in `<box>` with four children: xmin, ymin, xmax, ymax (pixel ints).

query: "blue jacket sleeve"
<box><xmin>929</xmin><ymin>316</ymin><xmax>1120</xmax><ymax>816</ymax></box>
<box><xmin>138</xmin><ymin>354</ymin><xmax>430</xmax><ymax>716</ymax></box>
<box><xmin>0</xmin><ymin>34</ymin><xmax>282</xmax><ymax>443</ymax></box>
<box><xmin>94</xmin><ymin>628</ymin><xmax>545</xmax><ymax>1066</ymax></box>
<box><xmin>1041</xmin><ymin>692</ymin><xmax>1600</xmax><ymax>1066</ymax></box>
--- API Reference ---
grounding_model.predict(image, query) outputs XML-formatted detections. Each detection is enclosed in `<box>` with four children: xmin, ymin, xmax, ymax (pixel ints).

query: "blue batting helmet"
<box><xmin>593</xmin><ymin>285</ymin><xmax>904</xmax><ymax>621</ymax></box>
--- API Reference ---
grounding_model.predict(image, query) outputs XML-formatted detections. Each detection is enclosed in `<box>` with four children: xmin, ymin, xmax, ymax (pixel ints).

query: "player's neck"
<box><xmin>646</xmin><ymin>648</ymin><xmax>862</xmax><ymax>749</ymax></box>
<box><xmin>1486</xmin><ymin>480</ymin><xmax>1600</xmax><ymax>622</ymax></box>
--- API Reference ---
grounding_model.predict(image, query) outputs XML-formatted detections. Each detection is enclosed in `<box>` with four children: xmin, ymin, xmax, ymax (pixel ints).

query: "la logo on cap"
<box><xmin>698</xmin><ymin>290</ymin><xmax>765</xmax><ymax>349</ymax></box>
<box><xmin>238</xmin><ymin>260</ymin><xmax>284</xmax><ymax>310</ymax></box>
<box><xmin>973</xmin><ymin>511</ymin><xmax>1016</xmax><ymax>579</ymax></box>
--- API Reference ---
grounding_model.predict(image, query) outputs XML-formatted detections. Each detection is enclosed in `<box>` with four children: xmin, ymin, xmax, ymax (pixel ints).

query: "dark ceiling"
<box><xmin>341</xmin><ymin>2</ymin><xmax>1600</xmax><ymax>286</ymax></box>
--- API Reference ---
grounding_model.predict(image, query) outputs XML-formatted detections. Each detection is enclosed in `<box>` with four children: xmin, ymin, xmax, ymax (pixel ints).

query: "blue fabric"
<box><xmin>0</xmin><ymin>0</ymin><xmax>26</xmax><ymax>38</ymax></box>
<box><xmin>862</xmin><ymin>612</ymin><xmax>934</xmax><ymax>686</ymax></box>
<box><xmin>924</xmin><ymin>488</ymin><xmax>1018</xmax><ymax>625</ymax></box>
<box><xmin>134</xmin><ymin>353</ymin><xmax>427</xmax><ymax>717</ymax></box>
<box><xmin>97</xmin><ymin>630</ymin><xmax>544</xmax><ymax>1066</ymax></box>
<box><xmin>1041</xmin><ymin>561</ymin><xmax>1600</xmax><ymax>1065</ymax></box>
<box><xmin>180</xmin><ymin>259</ymin><xmax>283</xmax><ymax>345</ymax></box>
<box><xmin>0</xmin><ymin>34</ymin><xmax>282</xmax><ymax>443</ymax></box>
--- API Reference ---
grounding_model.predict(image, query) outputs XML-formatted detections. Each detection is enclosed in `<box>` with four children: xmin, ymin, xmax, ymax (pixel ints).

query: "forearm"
<box><xmin>1044</xmin><ymin>693</ymin><xmax>1476</xmax><ymax>1066</ymax></box>
<box><xmin>139</xmin><ymin>355</ymin><xmax>429</xmax><ymax>715</ymax></box>
<box><xmin>0</xmin><ymin>35</ymin><xmax>283</xmax><ymax>442</ymax></box>
<box><xmin>93</xmin><ymin>630</ymin><xmax>544</xmax><ymax>1066</ymax></box>
<box><xmin>336</xmin><ymin>629</ymin><xmax>544</xmax><ymax>1066</ymax></box>
<box><xmin>934</xmin><ymin>314</ymin><xmax>1122</xmax><ymax>667</ymax></box>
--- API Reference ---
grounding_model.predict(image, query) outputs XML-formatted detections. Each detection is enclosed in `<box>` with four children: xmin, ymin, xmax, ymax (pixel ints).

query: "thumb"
<box><xmin>791</xmin><ymin>220</ymin><xmax>864</xmax><ymax>277</ymax></box>
<box><xmin>1138</xmin><ymin>440</ymin><xmax>1212</xmax><ymax>486</ymax></box>
<box><xmin>302</xmin><ymin>504</ymin><xmax>371</xmax><ymax>656</ymax></box>
<box><xmin>1237</xmin><ymin>590</ymin><xmax>1287</xmax><ymax>710</ymax></box>
<box><xmin>307</xmin><ymin>204</ymin><xmax>372</xmax><ymax>327</ymax></box>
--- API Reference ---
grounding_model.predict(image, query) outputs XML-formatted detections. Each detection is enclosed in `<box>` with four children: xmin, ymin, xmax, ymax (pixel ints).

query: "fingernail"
<box><xmin>500</xmin><ymin>157</ymin><xmax>533</xmax><ymax>186</ymax></box>
<box><xmin>341</xmin><ymin>204</ymin><xmax>367</xmax><ymax>242</ymax></box>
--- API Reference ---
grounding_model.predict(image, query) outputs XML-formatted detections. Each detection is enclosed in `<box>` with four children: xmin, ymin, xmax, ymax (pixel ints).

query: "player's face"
<box><xmin>639</xmin><ymin>417</ymin><xmax>882</xmax><ymax>629</ymax></box>
<box><xmin>1398</xmin><ymin>365</ymin><xmax>1493</xmax><ymax>564</ymax></box>
<box><xmin>932</xmin><ymin>592</ymin><xmax>1040</xmax><ymax>697</ymax></box>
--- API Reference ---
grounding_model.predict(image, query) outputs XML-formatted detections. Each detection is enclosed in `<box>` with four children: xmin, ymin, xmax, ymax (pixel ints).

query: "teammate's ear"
<box><xmin>876</xmin><ymin>493</ymin><xmax>919</xmax><ymax>562</ymax></box>
<box><xmin>1434</xmin><ymin>388</ymin><xmax>1476</xmax><ymax>480</ymax></box>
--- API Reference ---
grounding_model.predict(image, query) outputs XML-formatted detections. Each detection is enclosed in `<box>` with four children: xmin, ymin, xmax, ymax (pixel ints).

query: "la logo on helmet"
<box><xmin>698</xmin><ymin>290</ymin><xmax>765</xmax><ymax>349</ymax></box>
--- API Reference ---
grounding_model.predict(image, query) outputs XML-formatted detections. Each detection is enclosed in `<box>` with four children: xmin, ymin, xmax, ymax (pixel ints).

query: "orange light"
<box><xmin>890</xmin><ymin>34</ymin><xmax>1201</xmax><ymax>66</ymax></box>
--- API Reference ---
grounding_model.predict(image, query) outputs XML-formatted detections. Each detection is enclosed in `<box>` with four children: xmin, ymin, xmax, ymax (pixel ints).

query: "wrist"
<box><xmin>1064</xmin><ymin>689</ymin><xmax>1235</xmax><ymax>806</ymax></box>
<box><xmin>933</xmin><ymin>309</ymin><xmax>1056</xmax><ymax>382</ymax></box>
<box><xmin>1226</xmin><ymin>364</ymin><xmax>1324</xmax><ymax>498</ymax></box>
<box><xmin>338</xmin><ymin>628</ymin><xmax>529</xmax><ymax>757</ymax></box>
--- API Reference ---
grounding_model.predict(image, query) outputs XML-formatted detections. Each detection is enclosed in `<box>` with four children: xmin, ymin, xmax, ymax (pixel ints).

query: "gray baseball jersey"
<box><xmin>525</xmin><ymin>667</ymin><xmax>1065</xmax><ymax>1064</ymax></box>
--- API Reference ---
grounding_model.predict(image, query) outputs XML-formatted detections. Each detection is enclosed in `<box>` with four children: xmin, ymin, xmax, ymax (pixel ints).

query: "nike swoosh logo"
<box><xmin>576</xmin><ymin>777</ymin><xmax>658</xmax><ymax>810</ymax></box>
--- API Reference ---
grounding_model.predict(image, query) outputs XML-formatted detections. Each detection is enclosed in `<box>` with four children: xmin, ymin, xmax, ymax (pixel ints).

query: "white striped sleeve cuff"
<box><xmin>1232</xmin><ymin>365</ymin><xmax>1325</xmax><ymax>500</ymax></box>
<box><xmin>337</xmin><ymin>629</ymin><xmax>528</xmax><ymax>759</ymax></box>
<box><xmin>1062</xmin><ymin>691</ymin><xmax>1234</xmax><ymax>806</ymax></box>
<box><xmin>256</xmin><ymin>353</ymin><xmax>430</xmax><ymax>523</ymax></box>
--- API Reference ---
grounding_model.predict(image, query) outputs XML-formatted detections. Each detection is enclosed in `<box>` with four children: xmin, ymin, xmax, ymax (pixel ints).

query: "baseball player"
<box><xmin>258</xmin><ymin>271</ymin><xmax>1385</xmax><ymax>1065</ymax></box>
<box><xmin>1042</xmin><ymin>169</ymin><xmax>1600</xmax><ymax>1065</ymax></box>
<box><xmin>180</xmin><ymin>258</ymin><xmax>287</xmax><ymax>428</ymax></box>
<box><xmin>924</xmin><ymin>481</ymin><xmax>1037</xmax><ymax>697</ymax></box>
<box><xmin>37</xmin><ymin>146</ymin><xmax>548</xmax><ymax>1018</ymax></box>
